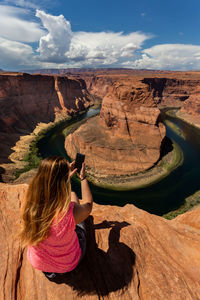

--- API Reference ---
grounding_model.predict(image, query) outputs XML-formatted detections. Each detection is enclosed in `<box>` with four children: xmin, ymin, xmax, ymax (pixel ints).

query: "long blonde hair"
<box><xmin>20</xmin><ymin>156</ymin><xmax>71</xmax><ymax>248</ymax></box>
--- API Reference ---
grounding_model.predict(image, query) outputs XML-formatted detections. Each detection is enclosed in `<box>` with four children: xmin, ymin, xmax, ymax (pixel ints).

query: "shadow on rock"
<box><xmin>49</xmin><ymin>216</ymin><xmax>136</xmax><ymax>297</ymax></box>
<box><xmin>0</xmin><ymin>166</ymin><xmax>5</xmax><ymax>182</ymax></box>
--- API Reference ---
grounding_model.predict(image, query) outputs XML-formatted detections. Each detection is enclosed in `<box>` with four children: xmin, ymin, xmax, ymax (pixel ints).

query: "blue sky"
<box><xmin>0</xmin><ymin>0</ymin><xmax>200</xmax><ymax>71</ymax></box>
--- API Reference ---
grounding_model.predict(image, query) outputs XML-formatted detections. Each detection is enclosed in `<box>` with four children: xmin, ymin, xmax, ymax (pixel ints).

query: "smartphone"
<box><xmin>74</xmin><ymin>153</ymin><xmax>85</xmax><ymax>173</ymax></box>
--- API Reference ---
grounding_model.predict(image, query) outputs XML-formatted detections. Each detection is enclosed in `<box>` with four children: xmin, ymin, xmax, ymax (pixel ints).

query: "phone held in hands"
<box><xmin>74</xmin><ymin>153</ymin><xmax>85</xmax><ymax>173</ymax></box>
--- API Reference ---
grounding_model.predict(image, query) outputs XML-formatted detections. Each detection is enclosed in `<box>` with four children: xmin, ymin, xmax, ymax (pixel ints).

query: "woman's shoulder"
<box><xmin>52</xmin><ymin>202</ymin><xmax>74</xmax><ymax>227</ymax></box>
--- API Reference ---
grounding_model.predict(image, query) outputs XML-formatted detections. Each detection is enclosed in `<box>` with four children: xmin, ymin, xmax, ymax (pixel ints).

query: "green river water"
<box><xmin>38</xmin><ymin>108</ymin><xmax>200</xmax><ymax>216</ymax></box>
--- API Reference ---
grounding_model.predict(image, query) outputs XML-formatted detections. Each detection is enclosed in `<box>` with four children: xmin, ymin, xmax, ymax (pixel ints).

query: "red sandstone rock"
<box><xmin>0</xmin><ymin>182</ymin><xmax>200</xmax><ymax>299</ymax></box>
<box><xmin>81</xmin><ymin>70</ymin><xmax>200</xmax><ymax>109</ymax></box>
<box><xmin>1</xmin><ymin>70</ymin><xmax>200</xmax><ymax>175</ymax></box>
<box><xmin>65</xmin><ymin>72</ymin><xmax>200</xmax><ymax>178</ymax></box>
<box><xmin>181</xmin><ymin>94</ymin><xmax>200</xmax><ymax>117</ymax></box>
<box><xmin>0</xmin><ymin>73</ymin><xmax>92</xmax><ymax>164</ymax></box>
<box><xmin>65</xmin><ymin>79</ymin><xmax>166</xmax><ymax>176</ymax></box>
<box><xmin>83</xmin><ymin>75</ymin><xmax>114</xmax><ymax>99</ymax></box>
<box><xmin>0</xmin><ymin>73</ymin><xmax>91</xmax><ymax>132</ymax></box>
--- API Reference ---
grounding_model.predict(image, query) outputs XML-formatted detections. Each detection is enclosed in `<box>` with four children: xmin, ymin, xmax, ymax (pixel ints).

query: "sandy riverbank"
<box><xmin>0</xmin><ymin>118</ymin><xmax>71</xmax><ymax>182</ymax></box>
<box><xmin>176</xmin><ymin>110</ymin><xmax>200</xmax><ymax>129</ymax></box>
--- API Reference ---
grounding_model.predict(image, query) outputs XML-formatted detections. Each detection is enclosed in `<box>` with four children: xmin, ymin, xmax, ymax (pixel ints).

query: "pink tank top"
<box><xmin>27</xmin><ymin>202</ymin><xmax>81</xmax><ymax>273</ymax></box>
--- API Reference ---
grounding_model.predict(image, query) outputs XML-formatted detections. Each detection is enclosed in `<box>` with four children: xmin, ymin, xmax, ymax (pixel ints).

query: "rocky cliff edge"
<box><xmin>0</xmin><ymin>182</ymin><xmax>200</xmax><ymax>300</ymax></box>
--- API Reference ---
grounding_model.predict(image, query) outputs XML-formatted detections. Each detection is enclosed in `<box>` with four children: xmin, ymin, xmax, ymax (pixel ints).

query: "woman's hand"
<box><xmin>69</xmin><ymin>161</ymin><xmax>77</xmax><ymax>178</ymax></box>
<box><xmin>79</xmin><ymin>162</ymin><xmax>86</xmax><ymax>180</ymax></box>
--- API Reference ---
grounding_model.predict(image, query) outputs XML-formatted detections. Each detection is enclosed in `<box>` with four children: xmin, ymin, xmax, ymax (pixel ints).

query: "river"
<box><xmin>38</xmin><ymin>108</ymin><xmax>200</xmax><ymax>216</ymax></box>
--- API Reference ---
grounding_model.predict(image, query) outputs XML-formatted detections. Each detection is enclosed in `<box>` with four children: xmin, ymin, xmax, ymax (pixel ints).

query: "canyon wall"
<box><xmin>65</xmin><ymin>79</ymin><xmax>166</xmax><ymax>177</ymax></box>
<box><xmin>141</xmin><ymin>77</ymin><xmax>199</xmax><ymax>107</ymax></box>
<box><xmin>181</xmin><ymin>93</ymin><xmax>200</xmax><ymax>116</ymax></box>
<box><xmin>1</xmin><ymin>70</ymin><xmax>200</xmax><ymax>173</ymax></box>
<box><xmin>0</xmin><ymin>182</ymin><xmax>200</xmax><ymax>299</ymax></box>
<box><xmin>68</xmin><ymin>70</ymin><xmax>200</xmax><ymax>114</ymax></box>
<box><xmin>80</xmin><ymin>75</ymin><xmax>115</xmax><ymax>99</ymax></box>
<box><xmin>65</xmin><ymin>72</ymin><xmax>200</xmax><ymax>178</ymax></box>
<box><xmin>26</xmin><ymin>69</ymin><xmax>200</xmax><ymax>116</ymax></box>
<box><xmin>83</xmin><ymin>71</ymin><xmax>200</xmax><ymax>120</ymax></box>
<box><xmin>176</xmin><ymin>92</ymin><xmax>200</xmax><ymax>128</ymax></box>
<box><xmin>0</xmin><ymin>70</ymin><xmax>200</xmax><ymax>298</ymax></box>
<box><xmin>0</xmin><ymin>73</ymin><xmax>92</xmax><ymax>163</ymax></box>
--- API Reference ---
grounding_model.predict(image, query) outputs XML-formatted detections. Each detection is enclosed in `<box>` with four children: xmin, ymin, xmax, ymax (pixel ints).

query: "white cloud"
<box><xmin>0</xmin><ymin>5</ymin><xmax>45</xmax><ymax>42</ymax></box>
<box><xmin>1</xmin><ymin>7</ymin><xmax>200</xmax><ymax>71</ymax></box>
<box><xmin>2</xmin><ymin>0</ymin><xmax>38</xmax><ymax>9</ymax></box>
<box><xmin>35</xmin><ymin>10</ymin><xmax>150</xmax><ymax>66</ymax></box>
<box><xmin>123</xmin><ymin>44</ymin><xmax>200</xmax><ymax>70</ymax></box>
<box><xmin>0</xmin><ymin>37</ymin><xmax>34</xmax><ymax>69</ymax></box>
<box><xmin>67</xmin><ymin>31</ymin><xmax>148</xmax><ymax>66</ymax></box>
<box><xmin>36</xmin><ymin>10</ymin><xmax>72</xmax><ymax>63</ymax></box>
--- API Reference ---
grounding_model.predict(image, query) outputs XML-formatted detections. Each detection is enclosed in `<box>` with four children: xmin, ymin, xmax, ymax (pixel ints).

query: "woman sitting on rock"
<box><xmin>20</xmin><ymin>156</ymin><xmax>93</xmax><ymax>280</ymax></box>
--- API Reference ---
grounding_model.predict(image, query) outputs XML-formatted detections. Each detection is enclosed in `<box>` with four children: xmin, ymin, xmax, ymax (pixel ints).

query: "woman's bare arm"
<box><xmin>73</xmin><ymin>163</ymin><xmax>93</xmax><ymax>224</ymax></box>
<box><xmin>71</xmin><ymin>191</ymin><xmax>80</xmax><ymax>204</ymax></box>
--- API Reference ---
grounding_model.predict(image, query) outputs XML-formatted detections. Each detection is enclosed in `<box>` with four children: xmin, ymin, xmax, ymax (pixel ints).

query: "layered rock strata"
<box><xmin>1</xmin><ymin>70</ymin><xmax>200</xmax><ymax>179</ymax></box>
<box><xmin>82</xmin><ymin>75</ymin><xmax>114</xmax><ymax>99</ymax></box>
<box><xmin>65</xmin><ymin>80</ymin><xmax>166</xmax><ymax>176</ymax></box>
<box><xmin>181</xmin><ymin>93</ymin><xmax>200</xmax><ymax>116</ymax></box>
<box><xmin>142</xmin><ymin>77</ymin><xmax>200</xmax><ymax>107</ymax></box>
<box><xmin>176</xmin><ymin>92</ymin><xmax>200</xmax><ymax>128</ymax></box>
<box><xmin>0</xmin><ymin>73</ymin><xmax>92</xmax><ymax>164</ymax></box>
<box><xmin>25</xmin><ymin>69</ymin><xmax>200</xmax><ymax>113</ymax></box>
<box><xmin>66</xmin><ymin>72</ymin><xmax>200</xmax><ymax>178</ymax></box>
<box><xmin>142</xmin><ymin>76</ymin><xmax>200</xmax><ymax>128</ymax></box>
<box><xmin>70</xmin><ymin>70</ymin><xmax>200</xmax><ymax>111</ymax></box>
<box><xmin>0</xmin><ymin>182</ymin><xmax>200</xmax><ymax>299</ymax></box>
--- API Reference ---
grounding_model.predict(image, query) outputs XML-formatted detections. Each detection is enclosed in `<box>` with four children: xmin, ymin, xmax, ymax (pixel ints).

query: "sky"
<box><xmin>0</xmin><ymin>0</ymin><xmax>200</xmax><ymax>71</ymax></box>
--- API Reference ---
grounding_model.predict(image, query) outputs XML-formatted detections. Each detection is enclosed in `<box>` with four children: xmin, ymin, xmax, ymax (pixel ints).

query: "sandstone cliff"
<box><xmin>73</xmin><ymin>70</ymin><xmax>200</xmax><ymax>111</ymax></box>
<box><xmin>26</xmin><ymin>69</ymin><xmax>200</xmax><ymax>113</ymax></box>
<box><xmin>65</xmin><ymin>79</ymin><xmax>166</xmax><ymax>177</ymax></box>
<box><xmin>142</xmin><ymin>77</ymin><xmax>197</xmax><ymax>107</ymax></box>
<box><xmin>0</xmin><ymin>182</ymin><xmax>200</xmax><ymax>300</ymax></box>
<box><xmin>181</xmin><ymin>94</ymin><xmax>200</xmax><ymax>116</ymax></box>
<box><xmin>65</xmin><ymin>71</ymin><xmax>200</xmax><ymax>179</ymax></box>
<box><xmin>0</xmin><ymin>73</ymin><xmax>92</xmax><ymax>164</ymax></box>
<box><xmin>1</xmin><ymin>70</ymin><xmax>200</xmax><ymax>180</ymax></box>
<box><xmin>82</xmin><ymin>75</ymin><xmax>114</xmax><ymax>99</ymax></box>
<box><xmin>175</xmin><ymin>91</ymin><xmax>200</xmax><ymax>129</ymax></box>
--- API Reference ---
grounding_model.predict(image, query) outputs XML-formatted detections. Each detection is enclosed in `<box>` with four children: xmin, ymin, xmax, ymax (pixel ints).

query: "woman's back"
<box><xmin>20</xmin><ymin>156</ymin><xmax>93</xmax><ymax>277</ymax></box>
<box><xmin>27</xmin><ymin>202</ymin><xmax>81</xmax><ymax>273</ymax></box>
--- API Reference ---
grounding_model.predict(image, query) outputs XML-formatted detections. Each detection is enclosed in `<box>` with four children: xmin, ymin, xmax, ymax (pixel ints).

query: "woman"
<box><xmin>20</xmin><ymin>156</ymin><xmax>93</xmax><ymax>280</ymax></box>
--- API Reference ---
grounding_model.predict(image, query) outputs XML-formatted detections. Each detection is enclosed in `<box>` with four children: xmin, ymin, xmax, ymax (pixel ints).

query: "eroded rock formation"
<box><xmin>0</xmin><ymin>73</ymin><xmax>92</xmax><ymax>163</ymax></box>
<box><xmin>0</xmin><ymin>182</ymin><xmax>200</xmax><ymax>299</ymax></box>
<box><xmin>142</xmin><ymin>77</ymin><xmax>195</xmax><ymax>107</ymax></box>
<box><xmin>180</xmin><ymin>92</ymin><xmax>200</xmax><ymax>120</ymax></box>
<box><xmin>65</xmin><ymin>71</ymin><xmax>200</xmax><ymax>178</ymax></box>
<box><xmin>82</xmin><ymin>75</ymin><xmax>114</xmax><ymax>99</ymax></box>
<box><xmin>68</xmin><ymin>69</ymin><xmax>200</xmax><ymax>111</ymax></box>
<box><xmin>65</xmin><ymin>79</ymin><xmax>166</xmax><ymax>176</ymax></box>
<box><xmin>176</xmin><ymin>94</ymin><xmax>200</xmax><ymax>128</ymax></box>
<box><xmin>1</xmin><ymin>70</ymin><xmax>200</xmax><ymax>180</ymax></box>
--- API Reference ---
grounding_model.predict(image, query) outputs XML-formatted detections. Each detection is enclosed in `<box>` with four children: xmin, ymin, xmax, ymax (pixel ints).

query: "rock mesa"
<box><xmin>65</xmin><ymin>79</ymin><xmax>166</xmax><ymax>176</ymax></box>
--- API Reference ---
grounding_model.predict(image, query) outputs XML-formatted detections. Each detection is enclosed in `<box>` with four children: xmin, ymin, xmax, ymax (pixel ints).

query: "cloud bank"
<box><xmin>0</xmin><ymin>37</ymin><xmax>34</xmax><ymax>69</ymax></box>
<box><xmin>35</xmin><ymin>10</ymin><xmax>150</xmax><ymax>66</ymax></box>
<box><xmin>0</xmin><ymin>5</ymin><xmax>45</xmax><ymax>42</ymax></box>
<box><xmin>123</xmin><ymin>44</ymin><xmax>200</xmax><ymax>70</ymax></box>
<box><xmin>0</xmin><ymin>5</ymin><xmax>200</xmax><ymax>71</ymax></box>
